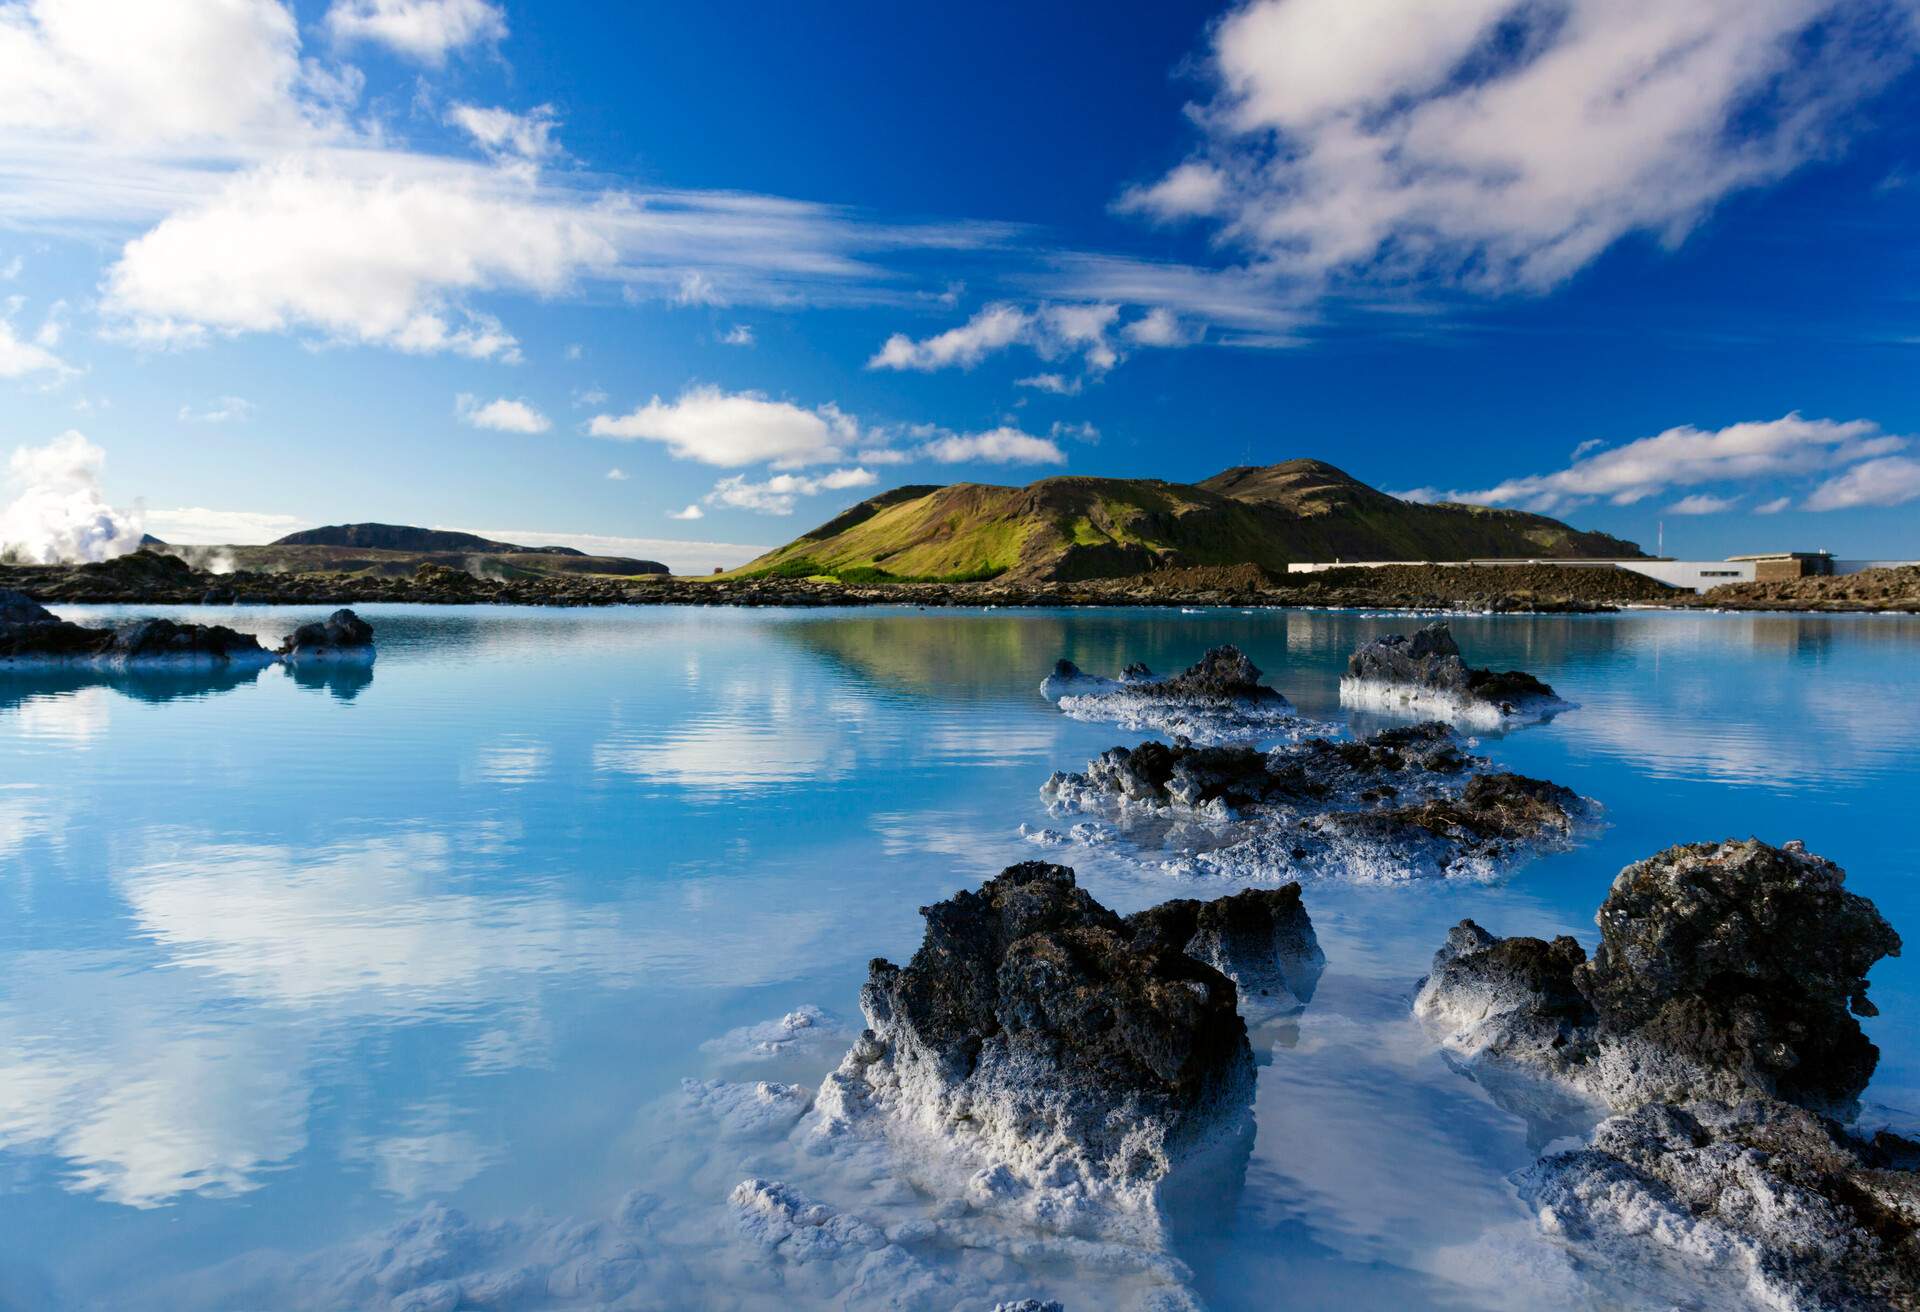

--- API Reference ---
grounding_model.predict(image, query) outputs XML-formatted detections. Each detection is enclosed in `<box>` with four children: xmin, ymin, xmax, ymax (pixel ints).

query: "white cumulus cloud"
<box><xmin>457</xmin><ymin>394</ymin><xmax>550</xmax><ymax>433</ymax></box>
<box><xmin>324</xmin><ymin>0</ymin><xmax>506</xmax><ymax>63</ymax></box>
<box><xmin>704</xmin><ymin>467</ymin><xmax>877</xmax><ymax>516</ymax></box>
<box><xmin>589</xmin><ymin>386</ymin><xmax>856</xmax><ymax>468</ymax></box>
<box><xmin>1131</xmin><ymin>0</ymin><xmax>1920</xmax><ymax>293</ymax></box>
<box><xmin>0</xmin><ymin>0</ymin><xmax>318</xmax><ymax>148</ymax></box>
<box><xmin>101</xmin><ymin>159</ymin><xmax>620</xmax><ymax>359</ymax></box>
<box><xmin>1409</xmin><ymin>414</ymin><xmax>1910</xmax><ymax>514</ymax></box>
<box><xmin>917</xmin><ymin>426</ymin><xmax>1065</xmax><ymax>466</ymax></box>
<box><xmin>666</xmin><ymin>504</ymin><xmax>702</xmax><ymax>520</ymax></box>
<box><xmin>1804</xmin><ymin>456</ymin><xmax>1920</xmax><ymax>511</ymax></box>
<box><xmin>871</xmin><ymin>298</ymin><xmax>1210</xmax><ymax>379</ymax></box>
<box><xmin>868</xmin><ymin>303</ymin><xmax>1032</xmax><ymax>371</ymax></box>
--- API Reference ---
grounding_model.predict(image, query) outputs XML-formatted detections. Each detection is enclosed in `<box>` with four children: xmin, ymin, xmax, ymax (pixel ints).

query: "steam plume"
<box><xmin>0</xmin><ymin>432</ymin><xmax>145</xmax><ymax>564</ymax></box>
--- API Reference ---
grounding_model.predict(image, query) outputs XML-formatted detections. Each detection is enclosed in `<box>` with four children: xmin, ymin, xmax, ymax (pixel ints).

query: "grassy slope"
<box><xmin>729</xmin><ymin>461</ymin><xmax>1643</xmax><ymax>584</ymax></box>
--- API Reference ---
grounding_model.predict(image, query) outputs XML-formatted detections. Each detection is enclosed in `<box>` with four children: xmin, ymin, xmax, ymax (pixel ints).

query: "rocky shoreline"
<box><xmin>1</xmin><ymin>588</ymin><xmax>376</xmax><ymax>668</ymax></box>
<box><xmin>9</xmin><ymin>551</ymin><xmax>1918</xmax><ymax>612</ymax></box>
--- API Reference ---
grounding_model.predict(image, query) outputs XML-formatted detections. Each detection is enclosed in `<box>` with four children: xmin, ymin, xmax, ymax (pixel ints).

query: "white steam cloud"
<box><xmin>0</xmin><ymin>432</ymin><xmax>145</xmax><ymax>564</ymax></box>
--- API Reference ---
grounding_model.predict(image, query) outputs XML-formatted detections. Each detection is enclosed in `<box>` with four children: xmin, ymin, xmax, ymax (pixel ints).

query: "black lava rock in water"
<box><xmin>278</xmin><ymin>608</ymin><xmax>375</xmax><ymax>660</ymax></box>
<box><xmin>1586</xmin><ymin>837</ymin><xmax>1901</xmax><ymax>1112</ymax></box>
<box><xmin>1042</xmin><ymin>721</ymin><xmax>1584</xmax><ymax>881</ymax></box>
<box><xmin>0</xmin><ymin>589</ymin><xmax>269</xmax><ymax>664</ymax></box>
<box><xmin>1145</xmin><ymin>645</ymin><xmax>1284</xmax><ymax>704</ymax></box>
<box><xmin>816</xmin><ymin>863</ymin><xmax>1311</xmax><ymax>1221</ymax></box>
<box><xmin>1342</xmin><ymin>622</ymin><xmax>1564</xmax><ymax>723</ymax></box>
<box><xmin>104</xmin><ymin>618</ymin><xmax>268</xmax><ymax>662</ymax></box>
<box><xmin>1040</xmin><ymin>644</ymin><xmax>1308</xmax><ymax>744</ymax></box>
<box><xmin>0</xmin><ymin>588</ymin><xmax>103</xmax><ymax>659</ymax></box>
<box><xmin>1417</xmin><ymin>838</ymin><xmax>1903</xmax><ymax>1116</ymax></box>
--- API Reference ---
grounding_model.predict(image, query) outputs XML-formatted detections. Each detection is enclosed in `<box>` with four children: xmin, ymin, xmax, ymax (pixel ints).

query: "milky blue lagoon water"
<box><xmin>2</xmin><ymin>605</ymin><xmax>1917</xmax><ymax>1310</ymax></box>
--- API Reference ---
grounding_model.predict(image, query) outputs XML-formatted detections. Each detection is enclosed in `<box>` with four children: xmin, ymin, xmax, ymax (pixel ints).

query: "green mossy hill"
<box><xmin>732</xmin><ymin>459</ymin><xmax>1643</xmax><ymax>584</ymax></box>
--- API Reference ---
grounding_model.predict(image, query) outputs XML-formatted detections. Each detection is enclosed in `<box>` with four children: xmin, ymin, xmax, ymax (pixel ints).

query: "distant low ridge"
<box><xmin>272</xmin><ymin>523</ymin><xmax>584</xmax><ymax>555</ymax></box>
<box><xmin>734</xmin><ymin>459</ymin><xmax>1644</xmax><ymax>584</ymax></box>
<box><xmin>148</xmin><ymin>522</ymin><xmax>676</xmax><ymax>578</ymax></box>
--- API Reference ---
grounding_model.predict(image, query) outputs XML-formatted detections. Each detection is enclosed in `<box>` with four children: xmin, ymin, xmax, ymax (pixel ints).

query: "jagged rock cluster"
<box><xmin>1041</xmin><ymin>722</ymin><xmax>1586</xmax><ymax>882</ymax></box>
<box><xmin>1415</xmin><ymin>838</ymin><xmax>1913</xmax><ymax>1308</ymax></box>
<box><xmin>1043</xmin><ymin>645</ymin><xmax>1313</xmax><ymax>743</ymax></box>
<box><xmin>1341</xmin><ymin>622</ymin><xmax>1568</xmax><ymax>726</ymax></box>
<box><xmin>813</xmin><ymin>863</ymin><xmax>1321</xmax><ymax>1232</ymax></box>
<box><xmin>0</xmin><ymin>590</ymin><xmax>374</xmax><ymax>669</ymax></box>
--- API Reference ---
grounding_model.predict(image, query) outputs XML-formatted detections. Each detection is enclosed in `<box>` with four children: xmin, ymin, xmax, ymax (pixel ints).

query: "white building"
<box><xmin>1285</xmin><ymin>552</ymin><xmax>1913</xmax><ymax>594</ymax></box>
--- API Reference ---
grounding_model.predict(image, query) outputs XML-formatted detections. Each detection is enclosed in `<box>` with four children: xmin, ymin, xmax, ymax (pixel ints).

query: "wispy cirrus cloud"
<box><xmin>177</xmin><ymin>396</ymin><xmax>253</xmax><ymax>423</ymax></box>
<box><xmin>0</xmin><ymin>3</ymin><xmax>1012</xmax><ymax>363</ymax></box>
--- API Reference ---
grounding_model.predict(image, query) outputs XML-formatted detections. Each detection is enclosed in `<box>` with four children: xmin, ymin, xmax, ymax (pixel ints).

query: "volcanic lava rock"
<box><xmin>1520</xmin><ymin>1098</ymin><xmax>1920</xmax><ymax>1312</ymax></box>
<box><xmin>1042</xmin><ymin>722</ymin><xmax>1583</xmax><ymax>881</ymax></box>
<box><xmin>0</xmin><ymin>589</ymin><xmax>104</xmax><ymax>659</ymax></box>
<box><xmin>1375</xmin><ymin>772</ymin><xmax>1584</xmax><ymax>843</ymax></box>
<box><xmin>1124</xmin><ymin>885</ymin><xmax>1323</xmax><ymax>1007</ymax></box>
<box><xmin>1341</xmin><ymin>622</ymin><xmax>1566</xmax><ymax>725</ymax></box>
<box><xmin>1049</xmin><ymin>722</ymin><xmax>1473</xmax><ymax>814</ymax></box>
<box><xmin>1143</xmin><ymin>645</ymin><xmax>1286</xmax><ymax>705</ymax></box>
<box><xmin>278</xmin><ymin>608</ymin><xmax>375</xmax><ymax>661</ymax></box>
<box><xmin>814</xmin><ymin>863</ymin><xmax>1277</xmax><ymax>1222</ymax></box>
<box><xmin>1421</xmin><ymin>841</ymin><xmax>1912</xmax><ymax>1308</ymax></box>
<box><xmin>1416</xmin><ymin>838</ymin><xmax>1902</xmax><ymax>1116</ymax></box>
<box><xmin>0</xmin><ymin>589</ymin><xmax>270</xmax><ymax>665</ymax></box>
<box><xmin>1043</xmin><ymin>646</ymin><xmax>1308</xmax><ymax>744</ymax></box>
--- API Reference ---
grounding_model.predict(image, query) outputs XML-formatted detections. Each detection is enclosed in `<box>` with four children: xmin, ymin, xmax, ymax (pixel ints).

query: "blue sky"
<box><xmin>3</xmin><ymin>0</ymin><xmax>1920</xmax><ymax>570</ymax></box>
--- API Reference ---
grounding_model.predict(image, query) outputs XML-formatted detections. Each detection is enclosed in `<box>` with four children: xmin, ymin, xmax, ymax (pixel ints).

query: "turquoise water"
<box><xmin>1</xmin><ymin>605</ymin><xmax>1916</xmax><ymax>1310</ymax></box>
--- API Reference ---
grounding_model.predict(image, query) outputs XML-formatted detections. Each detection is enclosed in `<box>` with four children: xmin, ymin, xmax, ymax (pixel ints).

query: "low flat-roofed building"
<box><xmin>1286</xmin><ymin>552</ymin><xmax>1913</xmax><ymax>594</ymax></box>
<box><xmin>1726</xmin><ymin>551</ymin><xmax>1833</xmax><ymax>581</ymax></box>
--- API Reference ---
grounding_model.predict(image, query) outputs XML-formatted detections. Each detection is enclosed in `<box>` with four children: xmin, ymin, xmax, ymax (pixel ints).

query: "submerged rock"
<box><xmin>0</xmin><ymin>589</ymin><xmax>271</xmax><ymax>666</ymax></box>
<box><xmin>815</xmin><ymin>863</ymin><xmax>1301</xmax><ymax>1232</ymax></box>
<box><xmin>1416</xmin><ymin>838</ymin><xmax>1902</xmax><ymax>1116</ymax></box>
<box><xmin>1042</xmin><ymin>722</ymin><xmax>1586</xmax><ymax>883</ymax></box>
<box><xmin>1340</xmin><ymin>622</ymin><xmax>1567</xmax><ymax>727</ymax></box>
<box><xmin>277</xmin><ymin>608</ymin><xmax>375</xmax><ymax>661</ymax></box>
<box><xmin>1520</xmin><ymin>1098</ymin><xmax>1920</xmax><ymax>1312</ymax></box>
<box><xmin>1044</xmin><ymin>645</ymin><xmax>1313</xmax><ymax>744</ymax></box>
